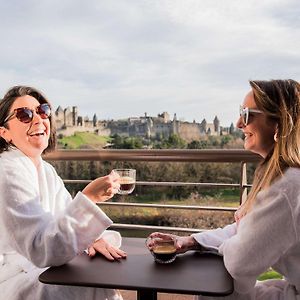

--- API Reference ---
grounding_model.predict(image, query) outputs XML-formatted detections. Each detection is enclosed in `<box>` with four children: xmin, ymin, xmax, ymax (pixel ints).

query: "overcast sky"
<box><xmin>0</xmin><ymin>0</ymin><xmax>299</xmax><ymax>126</ymax></box>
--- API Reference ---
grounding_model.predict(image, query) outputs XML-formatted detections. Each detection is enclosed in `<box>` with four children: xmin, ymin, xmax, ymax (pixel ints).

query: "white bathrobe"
<box><xmin>192</xmin><ymin>167</ymin><xmax>300</xmax><ymax>300</ymax></box>
<box><xmin>0</xmin><ymin>148</ymin><xmax>122</xmax><ymax>300</ymax></box>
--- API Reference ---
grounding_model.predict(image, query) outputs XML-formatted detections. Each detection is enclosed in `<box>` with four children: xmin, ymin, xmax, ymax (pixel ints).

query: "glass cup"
<box><xmin>146</xmin><ymin>236</ymin><xmax>177</xmax><ymax>264</ymax></box>
<box><xmin>113</xmin><ymin>169</ymin><xmax>136</xmax><ymax>195</ymax></box>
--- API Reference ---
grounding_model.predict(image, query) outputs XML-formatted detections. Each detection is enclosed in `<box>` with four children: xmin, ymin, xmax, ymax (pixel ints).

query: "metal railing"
<box><xmin>44</xmin><ymin>149</ymin><xmax>261</xmax><ymax>233</ymax></box>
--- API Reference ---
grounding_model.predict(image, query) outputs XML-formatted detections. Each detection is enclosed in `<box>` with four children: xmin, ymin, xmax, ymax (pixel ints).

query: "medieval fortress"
<box><xmin>54</xmin><ymin>106</ymin><xmax>232</xmax><ymax>142</ymax></box>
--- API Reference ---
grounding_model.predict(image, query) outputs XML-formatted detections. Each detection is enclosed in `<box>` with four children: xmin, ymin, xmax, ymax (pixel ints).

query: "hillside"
<box><xmin>58</xmin><ymin>132</ymin><xmax>111</xmax><ymax>149</ymax></box>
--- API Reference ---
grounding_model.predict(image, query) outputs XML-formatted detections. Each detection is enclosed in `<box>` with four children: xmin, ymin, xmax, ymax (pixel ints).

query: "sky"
<box><xmin>0</xmin><ymin>0</ymin><xmax>299</xmax><ymax>127</ymax></box>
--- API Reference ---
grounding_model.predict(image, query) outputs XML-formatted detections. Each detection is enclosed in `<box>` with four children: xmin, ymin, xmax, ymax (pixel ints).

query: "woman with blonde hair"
<box><xmin>149</xmin><ymin>79</ymin><xmax>300</xmax><ymax>299</ymax></box>
<box><xmin>0</xmin><ymin>86</ymin><xmax>126</xmax><ymax>300</ymax></box>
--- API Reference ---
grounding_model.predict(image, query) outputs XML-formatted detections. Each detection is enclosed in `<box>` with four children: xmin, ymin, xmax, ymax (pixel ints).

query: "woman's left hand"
<box><xmin>87</xmin><ymin>238</ymin><xmax>127</xmax><ymax>261</ymax></box>
<box><xmin>148</xmin><ymin>232</ymin><xmax>201</xmax><ymax>254</ymax></box>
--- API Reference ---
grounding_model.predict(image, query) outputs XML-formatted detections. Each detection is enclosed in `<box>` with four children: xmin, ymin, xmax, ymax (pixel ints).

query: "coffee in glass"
<box><xmin>113</xmin><ymin>169</ymin><xmax>136</xmax><ymax>195</ymax></box>
<box><xmin>146</xmin><ymin>236</ymin><xmax>177</xmax><ymax>264</ymax></box>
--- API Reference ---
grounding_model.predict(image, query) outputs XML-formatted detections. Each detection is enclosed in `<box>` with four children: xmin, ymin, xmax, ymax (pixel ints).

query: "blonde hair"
<box><xmin>241</xmin><ymin>79</ymin><xmax>300</xmax><ymax>215</ymax></box>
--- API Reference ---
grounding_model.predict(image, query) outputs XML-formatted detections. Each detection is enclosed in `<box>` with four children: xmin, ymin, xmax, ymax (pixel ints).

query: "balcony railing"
<box><xmin>44</xmin><ymin>149</ymin><xmax>261</xmax><ymax>234</ymax></box>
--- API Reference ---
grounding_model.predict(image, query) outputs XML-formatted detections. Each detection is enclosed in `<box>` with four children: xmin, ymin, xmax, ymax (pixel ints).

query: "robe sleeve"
<box><xmin>97</xmin><ymin>230</ymin><xmax>122</xmax><ymax>248</ymax></box>
<box><xmin>0</xmin><ymin>159</ymin><xmax>113</xmax><ymax>268</ymax></box>
<box><xmin>46</xmin><ymin>162</ymin><xmax>122</xmax><ymax>248</ymax></box>
<box><xmin>191</xmin><ymin>223</ymin><xmax>237</xmax><ymax>251</ymax></box>
<box><xmin>219</xmin><ymin>183</ymin><xmax>297</xmax><ymax>294</ymax></box>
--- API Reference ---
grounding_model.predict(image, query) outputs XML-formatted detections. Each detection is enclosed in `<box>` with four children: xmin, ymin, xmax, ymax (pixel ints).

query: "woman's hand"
<box><xmin>82</xmin><ymin>171</ymin><xmax>120</xmax><ymax>203</ymax></box>
<box><xmin>87</xmin><ymin>238</ymin><xmax>127</xmax><ymax>261</ymax></box>
<box><xmin>148</xmin><ymin>232</ymin><xmax>201</xmax><ymax>254</ymax></box>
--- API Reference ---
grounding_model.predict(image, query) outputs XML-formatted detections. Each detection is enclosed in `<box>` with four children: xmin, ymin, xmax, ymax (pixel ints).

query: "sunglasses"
<box><xmin>4</xmin><ymin>103</ymin><xmax>51</xmax><ymax>124</ymax></box>
<box><xmin>239</xmin><ymin>106</ymin><xmax>263</xmax><ymax>126</ymax></box>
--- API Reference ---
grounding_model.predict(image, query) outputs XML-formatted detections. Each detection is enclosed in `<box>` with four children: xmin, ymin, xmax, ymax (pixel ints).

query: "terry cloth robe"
<box><xmin>192</xmin><ymin>167</ymin><xmax>300</xmax><ymax>300</ymax></box>
<box><xmin>0</xmin><ymin>148</ymin><xmax>122</xmax><ymax>300</ymax></box>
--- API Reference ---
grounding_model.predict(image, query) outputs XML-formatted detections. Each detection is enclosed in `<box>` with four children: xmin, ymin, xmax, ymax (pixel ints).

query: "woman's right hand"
<box><xmin>82</xmin><ymin>171</ymin><xmax>120</xmax><ymax>203</ymax></box>
<box><xmin>148</xmin><ymin>232</ymin><xmax>201</xmax><ymax>254</ymax></box>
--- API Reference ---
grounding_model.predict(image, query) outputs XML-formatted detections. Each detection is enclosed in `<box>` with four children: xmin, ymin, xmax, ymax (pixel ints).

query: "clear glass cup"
<box><xmin>113</xmin><ymin>169</ymin><xmax>136</xmax><ymax>195</ymax></box>
<box><xmin>146</xmin><ymin>236</ymin><xmax>177</xmax><ymax>264</ymax></box>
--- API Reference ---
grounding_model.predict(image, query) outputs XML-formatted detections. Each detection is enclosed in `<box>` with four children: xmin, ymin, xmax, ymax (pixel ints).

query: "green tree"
<box><xmin>220</xmin><ymin>135</ymin><xmax>232</xmax><ymax>148</ymax></box>
<box><xmin>154</xmin><ymin>134</ymin><xmax>187</xmax><ymax>149</ymax></box>
<box><xmin>123</xmin><ymin>137</ymin><xmax>143</xmax><ymax>149</ymax></box>
<box><xmin>187</xmin><ymin>140</ymin><xmax>208</xmax><ymax>149</ymax></box>
<box><xmin>110</xmin><ymin>134</ymin><xmax>144</xmax><ymax>149</ymax></box>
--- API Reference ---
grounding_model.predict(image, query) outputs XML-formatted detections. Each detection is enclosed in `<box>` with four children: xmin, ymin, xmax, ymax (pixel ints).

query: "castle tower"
<box><xmin>72</xmin><ymin>106</ymin><xmax>78</xmax><ymax>126</ymax></box>
<box><xmin>229</xmin><ymin>122</ymin><xmax>235</xmax><ymax>134</ymax></box>
<box><xmin>55</xmin><ymin>106</ymin><xmax>64</xmax><ymax>129</ymax></box>
<box><xmin>64</xmin><ymin>107</ymin><xmax>71</xmax><ymax>127</ymax></box>
<box><xmin>157</xmin><ymin>112</ymin><xmax>170</xmax><ymax>123</ymax></box>
<box><xmin>55</xmin><ymin>106</ymin><xmax>64</xmax><ymax>117</ymax></box>
<box><xmin>172</xmin><ymin>113</ymin><xmax>178</xmax><ymax>135</ymax></box>
<box><xmin>77</xmin><ymin>116</ymin><xmax>83</xmax><ymax>126</ymax></box>
<box><xmin>200</xmin><ymin>118</ymin><xmax>207</xmax><ymax>133</ymax></box>
<box><xmin>161</xmin><ymin>112</ymin><xmax>170</xmax><ymax>123</ymax></box>
<box><xmin>93</xmin><ymin>114</ymin><xmax>98</xmax><ymax>127</ymax></box>
<box><xmin>213</xmin><ymin>116</ymin><xmax>220</xmax><ymax>134</ymax></box>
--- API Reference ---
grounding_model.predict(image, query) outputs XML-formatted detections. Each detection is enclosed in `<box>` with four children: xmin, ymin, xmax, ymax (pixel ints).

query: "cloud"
<box><xmin>0</xmin><ymin>0</ymin><xmax>299</xmax><ymax>126</ymax></box>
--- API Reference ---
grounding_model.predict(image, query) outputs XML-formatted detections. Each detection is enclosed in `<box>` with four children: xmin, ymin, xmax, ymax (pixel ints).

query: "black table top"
<box><xmin>39</xmin><ymin>237</ymin><xmax>233</xmax><ymax>296</ymax></box>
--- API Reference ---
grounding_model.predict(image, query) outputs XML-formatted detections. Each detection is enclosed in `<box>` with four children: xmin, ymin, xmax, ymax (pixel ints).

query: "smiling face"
<box><xmin>0</xmin><ymin>95</ymin><xmax>50</xmax><ymax>166</ymax></box>
<box><xmin>236</xmin><ymin>90</ymin><xmax>277</xmax><ymax>158</ymax></box>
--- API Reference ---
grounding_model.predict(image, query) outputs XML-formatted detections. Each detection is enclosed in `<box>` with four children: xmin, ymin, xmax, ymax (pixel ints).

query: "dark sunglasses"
<box><xmin>4</xmin><ymin>103</ymin><xmax>51</xmax><ymax>124</ymax></box>
<box><xmin>239</xmin><ymin>106</ymin><xmax>263</xmax><ymax>126</ymax></box>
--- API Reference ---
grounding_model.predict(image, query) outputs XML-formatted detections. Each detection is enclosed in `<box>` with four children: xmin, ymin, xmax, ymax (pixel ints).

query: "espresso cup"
<box><xmin>146</xmin><ymin>236</ymin><xmax>177</xmax><ymax>264</ymax></box>
<box><xmin>113</xmin><ymin>169</ymin><xmax>136</xmax><ymax>195</ymax></box>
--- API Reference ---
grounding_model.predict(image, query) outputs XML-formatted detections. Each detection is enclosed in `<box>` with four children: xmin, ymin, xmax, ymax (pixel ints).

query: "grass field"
<box><xmin>58</xmin><ymin>132</ymin><xmax>111</xmax><ymax>149</ymax></box>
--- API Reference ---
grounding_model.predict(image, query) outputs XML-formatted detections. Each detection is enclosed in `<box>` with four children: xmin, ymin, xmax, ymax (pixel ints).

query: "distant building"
<box><xmin>54</xmin><ymin>106</ymin><xmax>230</xmax><ymax>142</ymax></box>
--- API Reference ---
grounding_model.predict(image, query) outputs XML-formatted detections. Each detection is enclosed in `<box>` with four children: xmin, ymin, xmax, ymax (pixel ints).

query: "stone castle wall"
<box><xmin>176</xmin><ymin>122</ymin><xmax>205</xmax><ymax>142</ymax></box>
<box><xmin>54</xmin><ymin>106</ymin><xmax>223</xmax><ymax>141</ymax></box>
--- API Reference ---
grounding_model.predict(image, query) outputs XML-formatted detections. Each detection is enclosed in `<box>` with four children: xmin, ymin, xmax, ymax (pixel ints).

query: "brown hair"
<box><xmin>241</xmin><ymin>79</ymin><xmax>300</xmax><ymax>215</ymax></box>
<box><xmin>0</xmin><ymin>86</ymin><xmax>56</xmax><ymax>154</ymax></box>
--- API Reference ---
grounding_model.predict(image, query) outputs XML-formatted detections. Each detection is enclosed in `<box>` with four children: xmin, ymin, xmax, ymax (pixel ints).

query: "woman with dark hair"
<box><xmin>0</xmin><ymin>86</ymin><xmax>126</xmax><ymax>299</ymax></box>
<box><xmin>0</xmin><ymin>86</ymin><xmax>57</xmax><ymax>154</ymax></box>
<box><xmin>148</xmin><ymin>79</ymin><xmax>300</xmax><ymax>299</ymax></box>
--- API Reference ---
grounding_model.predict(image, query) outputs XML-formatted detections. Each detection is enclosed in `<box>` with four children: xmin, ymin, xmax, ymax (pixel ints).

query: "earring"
<box><xmin>274</xmin><ymin>131</ymin><xmax>278</xmax><ymax>142</ymax></box>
